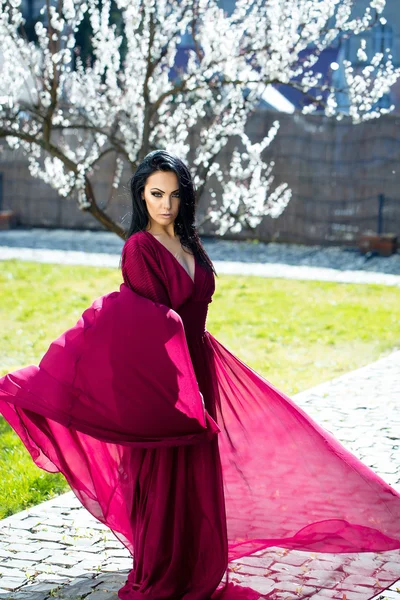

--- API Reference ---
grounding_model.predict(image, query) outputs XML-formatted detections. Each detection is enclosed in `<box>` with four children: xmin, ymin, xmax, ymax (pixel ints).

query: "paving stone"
<box><xmin>234</xmin><ymin>575</ymin><xmax>275</xmax><ymax>594</ymax></box>
<box><xmin>98</xmin><ymin>561</ymin><xmax>131</xmax><ymax>572</ymax></box>
<box><xmin>0</xmin><ymin>567</ymin><xmax>30</xmax><ymax>578</ymax></box>
<box><xmin>80</xmin><ymin>522</ymin><xmax>110</xmax><ymax>531</ymax></box>
<box><xmin>267</xmin><ymin>553</ymin><xmax>310</xmax><ymax>567</ymax></box>
<box><xmin>73</xmin><ymin>558</ymin><xmax>106</xmax><ymax>570</ymax></box>
<box><xmin>30</xmin><ymin>563</ymin><xmax>58</xmax><ymax>574</ymax></box>
<box><xmin>34</xmin><ymin>573</ymin><xmax>70</xmax><ymax>583</ymax></box>
<box><xmin>233</xmin><ymin>564</ymin><xmax>266</xmax><ymax>576</ymax></box>
<box><xmin>39</xmin><ymin>518</ymin><xmax>66</xmax><ymax>528</ymax></box>
<box><xmin>270</xmin><ymin>580</ymin><xmax>319</xmax><ymax>595</ymax></box>
<box><xmin>343</xmin><ymin>574</ymin><xmax>390</xmax><ymax>589</ymax></box>
<box><xmin>61</xmin><ymin>535</ymin><xmax>102</xmax><ymax>548</ymax></box>
<box><xmin>92</xmin><ymin>578</ymin><xmax>124</xmax><ymax>593</ymax></box>
<box><xmin>75</xmin><ymin>558</ymin><xmax>105</xmax><ymax>570</ymax></box>
<box><xmin>0</xmin><ymin>578</ymin><xmax>27</xmax><ymax>591</ymax></box>
<box><xmin>0</xmin><ymin>560</ymin><xmax>35</xmax><ymax>570</ymax></box>
<box><xmin>6</xmin><ymin>592</ymin><xmax>48</xmax><ymax>600</ymax></box>
<box><xmin>235</xmin><ymin>555</ymin><xmax>273</xmax><ymax>569</ymax></box>
<box><xmin>34</xmin><ymin>542</ymin><xmax>68</xmax><ymax>550</ymax></box>
<box><xmin>30</xmin><ymin>531</ymin><xmax>68</xmax><ymax>543</ymax></box>
<box><xmin>56</xmin><ymin>565</ymin><xmax>96</xmax><ymax>578</ymax></box>
<box><xmin>268</xmin><ymin>562</ymin><xmax>306</xmax><ymax>576</ymax></box>
<box><xmin>0</xmin><ymin>530</ymin><xmax>31</xmax><ymax>539</ymax></box>
<box><xmin>71</xmin><ymin>543</ymin><xmax>108</xmax><ymax>554</ymax></box>
<box><xmin>26</xmin><ymin>508</ymin><xmax>68</xmax><ymax>517</ymax></box>
<box><xmin>12</xmin><ymin>587</ymin><xmax>50</xmax><ymax>600</ymax></box>
<box><xmin>103</xmin><ymin>549</ymin><xmax>130</xmax><ymax>558</ymax></box>
<box><xmin>63</xmin><ymin>551</ymin><xmax>105</xmax><ymax>562</ymax></box>
<box><xmin>104</xmin><ymin>541</ymin><xmax>125</xmax><ymax>550</ymax></box>
<box><xmin>377</xmin><ymin>591</ymin><xmax>400</xmax><ymax>600</ymax></box>
<box><xmin>6</xmin><ymin>544</ymin><xmax>42</xmax><ymax>553</ymax></box>
<box><xmin>48</xmin><ymin>578</ymin><xmax>100</xmax><ymax>598</ymax></box>
<box><xmin>6</xmin><ymin>519</ymin><xmax>42</xmax><ymax>531</ymax></box>
<box><xmin>5</xmin><ymin>551</ymin><xmax>53</xmax><ymax>562</ymax></box>
<box><xmin>42</xmin><ymin>553</ymin><xmax>78</xmax><ymax>567</ymax></box>
<box><xmin>54</xmin><ymin>586</ymin><xmax>95</xmax><ymax>599</ymax></box>
<box><xmin>45</xmin><ymin>495</ymin><xmax>80</xmax><ymax>508</ymax></box>
<box><xmin>31</xmin><ymin>525</ymin><xmax>67</xmax><ymax>534</ymax></box>
<box><xmin>23</xmin><ymin>581</ymin><xmax>61</xmax><ymax>592</ymax></box>
<box><xmin>85</xmin><ymin>591</ymin><xmax>119</xmax><ymax>600</ymax></box>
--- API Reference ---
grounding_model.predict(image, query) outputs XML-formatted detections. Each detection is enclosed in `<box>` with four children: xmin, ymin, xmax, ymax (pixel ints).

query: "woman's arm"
<box><xmin>121</xmin><ymin>234</ymin><xmax>171</xmax><ymax>307</ymax></box>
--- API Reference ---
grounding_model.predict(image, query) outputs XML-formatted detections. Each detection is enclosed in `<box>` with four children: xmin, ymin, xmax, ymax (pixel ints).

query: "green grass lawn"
<box><xmin>0</xmin><ymin>258</ymin><xmax>399</xmax><ymax>518</ymax></box>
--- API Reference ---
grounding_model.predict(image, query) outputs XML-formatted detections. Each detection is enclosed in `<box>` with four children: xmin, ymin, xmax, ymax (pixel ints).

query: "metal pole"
<box><xmin>377</xmin><ymin>193</ymin><xmax>384</xmax><ymax>235</ymax></box>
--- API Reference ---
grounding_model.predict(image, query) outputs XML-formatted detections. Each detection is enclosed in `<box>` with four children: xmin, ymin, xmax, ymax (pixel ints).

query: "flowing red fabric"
<box><xmin>0</xmin><ymin>229</ymin><xmax>399</xmax><ymax>600</ymax></box>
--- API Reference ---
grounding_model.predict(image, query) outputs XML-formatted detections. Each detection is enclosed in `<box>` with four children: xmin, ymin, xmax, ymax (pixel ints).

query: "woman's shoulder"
<box><xmin>123</xmin><ymin>230</ymin><xmax>155</xmax><ymax>255</ymax></box>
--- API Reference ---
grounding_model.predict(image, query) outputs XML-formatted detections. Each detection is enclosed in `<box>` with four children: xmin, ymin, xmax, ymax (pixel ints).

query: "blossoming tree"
<box><xmin>0</xmin><ymin>0</ymin><xmax>397</xmax><ymax>237</ymax></box>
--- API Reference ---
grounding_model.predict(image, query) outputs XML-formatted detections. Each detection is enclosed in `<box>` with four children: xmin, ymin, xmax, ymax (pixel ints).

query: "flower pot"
<box><xmin>0</xmin><ymin>210</ymin><xmax>16</xmax><ymax>230</ymax></box>
<box><xmin>358</xmin><ymin>233</ymin><xmax>398</xmax><ymax>257</ymax></box>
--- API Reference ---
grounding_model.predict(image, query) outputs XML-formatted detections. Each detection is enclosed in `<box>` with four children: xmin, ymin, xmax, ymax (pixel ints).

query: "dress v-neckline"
<box><xmin>144</xmin><ymin>230</ymin><xmax>196</xmax><ymax>285</ymax></box>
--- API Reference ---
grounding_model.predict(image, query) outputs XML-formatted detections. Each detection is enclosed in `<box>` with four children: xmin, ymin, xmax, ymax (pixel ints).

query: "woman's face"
<box><xmin>142</xmin><ymin>170</ymin><xmax>180</xmax><ymax>229</ymax></box>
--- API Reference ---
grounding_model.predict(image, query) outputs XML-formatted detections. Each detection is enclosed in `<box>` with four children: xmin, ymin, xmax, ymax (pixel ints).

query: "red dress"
<box><xmin>0</xmin><ymin>229</ymin><xmax>400</xmax><ymax>600</ymax></box>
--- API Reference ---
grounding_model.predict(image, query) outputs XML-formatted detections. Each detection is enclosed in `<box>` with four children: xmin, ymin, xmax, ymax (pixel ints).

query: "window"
<box><xmin>372</xmin><ymin>23</ymin><xmax>394</xmax><ymax>108</ymax></box>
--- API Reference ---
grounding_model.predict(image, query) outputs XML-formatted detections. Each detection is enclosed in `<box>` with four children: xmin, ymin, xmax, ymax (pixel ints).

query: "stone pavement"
<box><xmin>0</xmin><ymin>350</ymin><xmax>399</xmax><ymax>600</ymax></box>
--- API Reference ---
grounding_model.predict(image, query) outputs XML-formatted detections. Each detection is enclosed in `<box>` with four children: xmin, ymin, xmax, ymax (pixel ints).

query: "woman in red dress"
<box><xmin>0</xmin><ymin>150</ymin><xmax>400</xmax><ymax>600</ymax></box>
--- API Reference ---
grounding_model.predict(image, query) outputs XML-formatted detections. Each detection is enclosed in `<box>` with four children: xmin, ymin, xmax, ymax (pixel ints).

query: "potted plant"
<box><xmin>358</xmin><ymin>230</ymin><xmax>398</xmax><ymax>257</ymax></box>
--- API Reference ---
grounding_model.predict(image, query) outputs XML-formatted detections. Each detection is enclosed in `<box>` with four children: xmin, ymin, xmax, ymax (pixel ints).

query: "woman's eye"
<box><xmin>150</xmin><ymin>192</ymin><xmax>180</xmax><ymax>198</ymax></box>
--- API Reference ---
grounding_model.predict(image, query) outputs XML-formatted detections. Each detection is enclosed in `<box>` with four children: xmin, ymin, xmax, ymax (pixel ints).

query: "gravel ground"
<box><xmin>0</xmin><ymin>227</ymin><xmax>400</xmax><ymax>274</ymax></box>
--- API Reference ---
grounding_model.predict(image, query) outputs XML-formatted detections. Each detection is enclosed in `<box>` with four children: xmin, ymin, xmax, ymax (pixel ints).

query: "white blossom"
<box><xmin>0</xmin><ymin>0</ymin><xmax>397</xmax><ymax>234</ymax></box>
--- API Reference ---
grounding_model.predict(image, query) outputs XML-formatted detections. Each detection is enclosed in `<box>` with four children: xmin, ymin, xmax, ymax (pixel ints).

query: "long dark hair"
<box><xmin>123</xmin><ymin>149</ymin><xmax>217</xmax><ymax>275</ymax></box>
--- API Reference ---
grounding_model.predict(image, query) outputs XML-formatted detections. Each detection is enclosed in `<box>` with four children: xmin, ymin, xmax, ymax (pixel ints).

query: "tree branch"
<box><xmin>84</xmin><ymin>176</ymin><xmax>126</xmax><ymax>238</ymax></box>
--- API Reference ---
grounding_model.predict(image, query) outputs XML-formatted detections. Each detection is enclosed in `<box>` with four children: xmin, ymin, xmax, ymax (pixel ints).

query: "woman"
<box><xmin>0</xmin><ymin>149</ymin><xmax>400</xmax><ymax>600</ymax></box>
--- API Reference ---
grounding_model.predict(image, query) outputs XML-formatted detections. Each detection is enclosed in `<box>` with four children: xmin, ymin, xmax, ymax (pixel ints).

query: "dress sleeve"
<box><xmin>121</xmin><ymin>234</ymin><xmax>171</xmax><ymax>307</ymax></box>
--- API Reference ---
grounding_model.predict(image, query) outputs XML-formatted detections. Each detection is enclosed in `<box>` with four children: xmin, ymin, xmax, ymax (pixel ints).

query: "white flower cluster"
<box><xmin>203</xmin><ymin>122</ymin><xmax>292</xmax><ymax>235</ymax></box>
<box><xmin>0</xmin><ymin>0</ymin><xmax>397</xmax><ymax>234</ymax></box>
